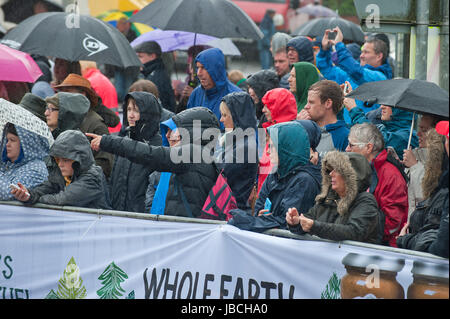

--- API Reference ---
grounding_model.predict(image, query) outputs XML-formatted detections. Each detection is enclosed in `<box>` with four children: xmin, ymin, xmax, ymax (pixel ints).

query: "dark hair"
<box><xmin>5</xmin><ymin>123</ymin><xmax>18</xmax><ymax>136</ymax></box>
<box><xmin>365</xmin><ymin>38</ymin><xmax>388</xmax><ymax>64</ymax></box>
<box><xmin>134</xmin><ymin>41</ymin><xmax>162</xmax><ymax>58</ymax></box>
<box><xmin>129</xmin><ymin>79</ymin><xmax>159</xmax><ymax>98</ymax></box>
<box><xmin>308</xmin><ymin>80</ymin><xmax>344</xmax><ymax>115</ymax></box>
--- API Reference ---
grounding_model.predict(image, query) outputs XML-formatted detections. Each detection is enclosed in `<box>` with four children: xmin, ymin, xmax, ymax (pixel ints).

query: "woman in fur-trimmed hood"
<box><xmin>287</xmin><ymin>151</ymin><xmax>381</xmax><ymax>244</ymax></box>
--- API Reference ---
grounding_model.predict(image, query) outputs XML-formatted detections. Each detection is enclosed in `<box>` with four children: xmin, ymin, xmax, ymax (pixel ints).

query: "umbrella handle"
<box><xmin>407</xmin><ymin>112</ymin><xmax>415</xmax><ymax>150</ymax></box>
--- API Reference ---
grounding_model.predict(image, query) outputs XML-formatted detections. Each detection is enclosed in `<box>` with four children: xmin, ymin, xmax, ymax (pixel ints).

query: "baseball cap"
<box><xmin>436</xmin><ymin>121</ymin><xmax>449</xmax><ymax>138</ymax></box>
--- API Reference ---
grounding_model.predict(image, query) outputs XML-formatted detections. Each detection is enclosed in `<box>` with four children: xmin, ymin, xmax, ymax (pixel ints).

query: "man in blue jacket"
<box><xmin>298</xmin><ymin>80</ymin><xmax>349</xmax><ymax>158</ymax></box>
<box><xmin>316</xmin><ymin>27</ymin><xmax>392</xmax><ymax>124</ymax></box>
<box><xmin>187</xmin><ymin>48</ymin><xmax>241</xmax><ymax>129</ymax></box>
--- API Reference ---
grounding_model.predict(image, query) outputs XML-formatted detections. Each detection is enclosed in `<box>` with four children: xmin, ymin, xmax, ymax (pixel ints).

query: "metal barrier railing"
<box><xmin>1</xmin><ymin>201</ymin><xmax>446</xmax><ymax>261</ymax></box>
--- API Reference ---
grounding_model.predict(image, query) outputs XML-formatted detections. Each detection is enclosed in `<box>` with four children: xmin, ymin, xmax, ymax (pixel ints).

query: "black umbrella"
<box><xmin>1</xmin><ymin>12</ymin><xmax>141</xmax><ymax>68</ymax></box>
<box><xmin>346</xmin><ymin>79</ymin><xmax>449</xmax><ymax>118</ymax></box>
<box><xmin>346</xmin><ymin>78</ymin><xmax>449</xmax><ymax>149</ymax></box>
<box><xmin>128</xmin><ymin>0</ymin><xmax>263</xmax><ymax>40</ymax></box>
<box><xmin>294</xmin><ymin>17</ymin><xmax>365</xmax><ymax>44</ymax></box>
<box><xmin>1</xmin><ymin>0</ymin><xmax>63</xmax><ymax>24</ymax></box>
<box><xmin>296</xmin><ymin>3</ymin><xmax>338</xmax><ymax>18</ymax></box>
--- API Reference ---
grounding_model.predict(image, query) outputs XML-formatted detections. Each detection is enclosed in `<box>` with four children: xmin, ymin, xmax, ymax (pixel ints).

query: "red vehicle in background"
<box><xmin>231</xmin><ymin>0</ymin><xmax>314</xmax><ymax>33</ymax></box>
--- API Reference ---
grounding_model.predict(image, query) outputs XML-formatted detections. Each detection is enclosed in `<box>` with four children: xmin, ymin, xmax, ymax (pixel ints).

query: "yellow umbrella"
<box><xmin>88</xmin><ymin>0</ymin><xmax>153</xmax><ymax>17</ymax></box>
<box><xmin>97</xmin><ymin>10</ymin><xmax>153</xmax><ymax>36</ymax></box>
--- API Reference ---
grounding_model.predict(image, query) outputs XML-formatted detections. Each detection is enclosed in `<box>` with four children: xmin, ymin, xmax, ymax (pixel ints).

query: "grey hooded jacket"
<box><xmin>28</xmin><ymin>130</ymin><xmax>111</xmax><ymax>209</ymax></box>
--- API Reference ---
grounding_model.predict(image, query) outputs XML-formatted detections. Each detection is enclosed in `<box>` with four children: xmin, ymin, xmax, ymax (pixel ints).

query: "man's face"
<box><xmin>117</xmin><ymin>19</ymin><xmax>130</xmax><ymax>34</ymax></box>
<box><xmin>360</xmin><ymin>42</ymin><xmax>382</xmax><ymax>67</ymax></box>
<box><xmin>56</xmin><ymin>157</ymin><xmax>75</xmax><ymax>177</ymax></box>
<box><xmin>273</xmin><ymin>51</ymin><xmax>290</xmax><ymax>77</ymax></box>
<box><xmin>53</xmin><ymin>58</ymin><xmax>70</xmax><ymax>83</ymax></box>
<box><xmin>380</xmin><ymin>105</ymin><xmax>393</xmax><ymax>121</ymax></box>
<box><xmin>288</xmin><ymin>67</ymin><xmax>296</xmax><ymax>94</ymax></box>
<box><xmin>196</xmin><ymin>62</ymin><xmax>215</xmax><ymax>90</ymax></box>
<box><xmin>304</xmin><ymin>90</ymin><xmax>326</xmax><ymax>123</ymax></box>
<box><xmin>137</xmin><ymin>52</ymin><xmax>156</xmax><ymax>65</ymax></box>
<box><xmin>287</xmin><ymin>47</ymin><xmax>299</xmax><ymax>65</ymax></box>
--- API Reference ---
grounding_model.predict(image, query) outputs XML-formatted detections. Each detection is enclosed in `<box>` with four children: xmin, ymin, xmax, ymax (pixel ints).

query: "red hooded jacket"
<box><xmin>372</xmin><ymin>149</ymin><xmax>409</xmax><ymax>247</ymax></box>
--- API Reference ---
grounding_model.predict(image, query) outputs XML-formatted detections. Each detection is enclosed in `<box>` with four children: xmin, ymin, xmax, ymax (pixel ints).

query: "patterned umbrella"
<box><xmin>97</xmin><ymin>10</ymin><xmax>153</xmax><ymax>36</ymax></box>
<box><xmin>0</xmin><ymin>98</ymin><xmax>54</xmax><ymax>146</ymax></box>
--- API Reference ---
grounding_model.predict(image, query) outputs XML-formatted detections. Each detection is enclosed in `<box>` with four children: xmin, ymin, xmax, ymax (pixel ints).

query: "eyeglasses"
<box><xmin>45</xmin><ymin>106</ymin><xmax>59</xmax><ymax>113</ymax></box>
<box><xmin>348</xmin><ymin>141</ymin><xmax>367</xmax><ymax>148</ymax></box>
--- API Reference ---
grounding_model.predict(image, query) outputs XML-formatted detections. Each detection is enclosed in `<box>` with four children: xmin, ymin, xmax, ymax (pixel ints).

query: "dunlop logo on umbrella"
<box><xmin>83</xmin><ymin>34</ymin><xmax>108</xmax><ymax>57</ymax></box>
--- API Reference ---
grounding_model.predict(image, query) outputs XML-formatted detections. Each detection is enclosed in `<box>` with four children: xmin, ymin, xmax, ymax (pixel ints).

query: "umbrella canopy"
<box><xmin>0</xmin><ymin>98</ymin><xmax>54</xmax><ymax>146</ymax></box>
<box><xmin>97</xmin><ymin>10</ymin><xmax>153</xmax><ymax>36</ymax></box>
<box><xmin>0</xmin><ymin>43</ymin><xmax>43</xmax><ymax>82</ymax></box>
<box><xmin>294</xmin><ymin>17</ymin><xmax>365</xmax><ymax>44</ymax></box>
<box><xmin>1</xmin><ymin>0</ymin><xmax>63</xmax><ymax>24</ymax></box>
<box><xmin>296</xmin><ymin>3</ymin><xmax>338</xmax><ymax>18</ymax></box>
<box><xmin>129</xmin><ymin>0</ymin><xmax>263</xmax><ymax>40</ymax></box>
<box><xmin>1</xmin><ymin>12</ymin><xmax>141</xmax><ymax>68</ymax></box>
<box><xmin>130</xmin><ymin>29</ymin><xmax>241</xmax><ymax>56</ymax></box>
<box><xmin>346</xmin><ymin>79</ymin><xmax>449</xmax><ymax>118</ymax></box>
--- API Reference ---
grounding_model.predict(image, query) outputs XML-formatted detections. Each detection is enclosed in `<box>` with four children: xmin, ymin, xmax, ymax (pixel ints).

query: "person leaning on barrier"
<box><xmin>87</xmin><ymin>107</ymin><xmax>219</xmax><ymax>218</ymax></box>
<box><xmin>228</xmin><ymin>121</ymin><xmax>321</xmax><ymax>233</ymax></box>
<box><xmin>0</xmin><ymin>123</ymin><xmax>49</xmax><ymax>201</ymax></box>
<box><xmin>11</xmin><ymin>130</ymin><xmax>112</xmax><ymax>210</ymax></box>
<box><xmin>286</xmin><ymin>151</ymin><xmax>381</xmax><ymax>244</ymax></box>
<box><xmin>108</xmin><ymin>92</ymin><xmax>162</xmax><ymax>213</ymax></box>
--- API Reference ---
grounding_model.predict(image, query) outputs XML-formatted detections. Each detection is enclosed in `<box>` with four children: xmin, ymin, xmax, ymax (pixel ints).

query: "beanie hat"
<box><xmin>19</xmin><ymin>93</ymin><xmax>47</xmax><ymax>122</ymax></box>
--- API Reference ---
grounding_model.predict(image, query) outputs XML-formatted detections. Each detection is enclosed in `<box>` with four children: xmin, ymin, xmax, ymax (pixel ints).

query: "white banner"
<box><xmin>0</xmin><ymin>204</ymin><xmax>448</xmax><ymax>300</ymax></box>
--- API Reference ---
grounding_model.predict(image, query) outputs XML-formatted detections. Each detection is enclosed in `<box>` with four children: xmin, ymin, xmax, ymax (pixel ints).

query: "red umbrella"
<box><xmin>0</xmin><ymin>43</ymin><xmax>42</xmax><ymax>82</ymax></box>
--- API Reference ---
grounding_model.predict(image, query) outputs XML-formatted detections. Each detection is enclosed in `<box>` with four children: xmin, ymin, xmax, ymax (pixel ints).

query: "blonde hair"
<box><xmin>79</xmin><ymin>60</ymin><xmax>98</xmax><ymax>74</ymax></box>
<box><xmin>219</xmin><ymin>101</ymin><xmax>232</xmax><ymax>118</ymax></box>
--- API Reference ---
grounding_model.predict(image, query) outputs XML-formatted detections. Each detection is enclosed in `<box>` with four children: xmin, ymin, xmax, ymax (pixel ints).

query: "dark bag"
<box><xmin>386</xmin><ymin>149</ymin><xmax>409</xmax><ymax>184</ymax></box>
<box><xmin>201</xmin><ymin>169</ymin><xmax>237</xmax><ymax>221</ymax></box>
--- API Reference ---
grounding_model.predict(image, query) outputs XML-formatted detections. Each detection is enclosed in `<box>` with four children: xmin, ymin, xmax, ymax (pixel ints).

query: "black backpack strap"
<box><xmin>386</xmin><ymin>151</ymin><xmax>409</xmax><ymax>184</ymax></box>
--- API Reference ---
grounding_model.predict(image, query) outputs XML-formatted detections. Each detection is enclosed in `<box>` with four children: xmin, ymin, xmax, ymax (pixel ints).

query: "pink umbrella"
<box><xmin>0</xmin><ymin>43</ymin><xmax>43</xmax><ymax>82</ymax></box>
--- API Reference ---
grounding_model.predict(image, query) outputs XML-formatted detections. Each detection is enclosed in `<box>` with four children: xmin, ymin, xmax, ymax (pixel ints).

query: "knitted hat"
<box><xmin>134</xmin><ymin>41</ymin><xmax>162</xmax><ymax>57</ymax></box>
<box><xmin>19</xmin><ymin>93</ymin><xmax>47</xmax><ymax>122</ymax></box>
<box><xmin>54</xmin><ymin>73</ymin><xmax>98</xmax><ymax>107</ymax></box>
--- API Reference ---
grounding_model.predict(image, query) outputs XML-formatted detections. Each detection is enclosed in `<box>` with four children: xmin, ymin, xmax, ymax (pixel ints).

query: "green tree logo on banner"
<box><xmin>45</xmin><ymin>257</ymin><xmax>87</xmax><ymax>299</ymax></box>
<box><xmin>97</xmin><ymin>262</ymin><xmax>132</xmax><ymax>299</ymax></box>
<box><xmin>321</xmin><ymin>272</ymin><xmax>341</xmax><ymax>299</ymax></box>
